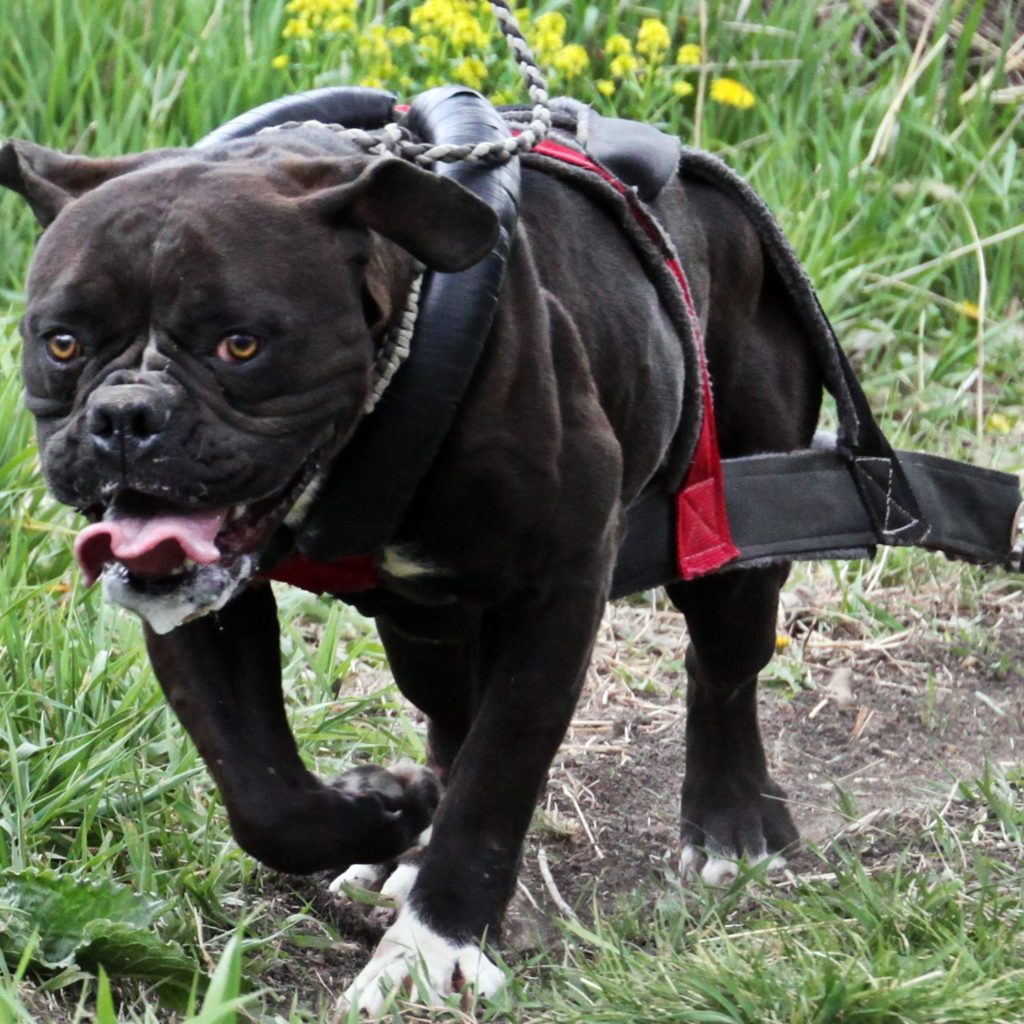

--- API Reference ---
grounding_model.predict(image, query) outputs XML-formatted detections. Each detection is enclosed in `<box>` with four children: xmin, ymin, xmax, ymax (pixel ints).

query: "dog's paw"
<box><xmin>328</xmin><ymin>830</ymin><xmax>429</xmax><ymax>927</ymax></box>
<box><xmin>679</xmin><ymin>842</ymin><xmax>788</xmax><ymax>885</ymax></box>
<box><xmin>679</xmin><ymin>774</ymin><xmax>798</xmax><ymax>885</ymax></box>
<box><xmin>336</xmin><ymin>906</ymin><xmax>505</xmax><ymax>1019</ymax></box>
<box><xmin>330</xmin><ymin>762</ymin><xmax>440</xmax><ymax>849</ymax></box>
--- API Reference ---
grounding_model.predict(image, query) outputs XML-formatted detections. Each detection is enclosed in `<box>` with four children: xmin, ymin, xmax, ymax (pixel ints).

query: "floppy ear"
<box><xmin>0</xmin><ymin>139</ymin><xmax>176</xmax><ymax>227</ymax></box>
<box><xmin>296</xmin><ymin>156</ymin><xmax>501</xmax><ymax>273</ymax></box>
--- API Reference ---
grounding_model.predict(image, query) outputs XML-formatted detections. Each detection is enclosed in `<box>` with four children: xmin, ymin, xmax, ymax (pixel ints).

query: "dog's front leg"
<box><xmin>341</xmin><ymin>579</ymin><xmax>608</xmax><ymax>1016</ymax></box>
<box><xmin>144</xmin><ymin>582</ymin><xmax>438</xmax><ymax>874</ymax></box>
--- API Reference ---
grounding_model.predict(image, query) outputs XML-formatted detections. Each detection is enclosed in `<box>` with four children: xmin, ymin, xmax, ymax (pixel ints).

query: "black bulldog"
<box><xmin>0</xmin><ymin>104</ymin><xmax>822</xmax><ymax>1011</ymax></box>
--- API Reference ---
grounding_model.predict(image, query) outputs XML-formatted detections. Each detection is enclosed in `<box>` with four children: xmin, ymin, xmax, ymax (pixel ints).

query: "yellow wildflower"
<box><xmin>450</xmin><ymin>10</ymin><xmax>490</xmax><ymax>50</ymax></box>
<box><xmin>387</xmin><ymin>26</ymin><xmax>415</xmax><ymax>47</ymax></box>
<box><xmin>596</xmin><ymin>79</ymin><xmax>615</xmax><ymax>97</ymax></box>
<box><xmin>282</xmin><ymin>17</ymin><xmax>314</xmax><ymax>40</ymax></box>
<box><xmin>360</xmin><ymin>75</ymin><xmax>386</xmax><ymax>89</ymax></box>
<box><xmin>673</xmin><ymin>80</ymin><xmax>694</xmax><ymax>97</ymax></box>
<box><xmin>271</xmin><ymin>54</ymin><xmax>289</xmax><ymax>70</ymax></box>
<box><xmin>986</xmin><ymin>413</ymin><xmax>1012</xmax><ymax>434</ymax></box>
<box><xmin>710</xmin><ymin>77</ymin><xmax>756</xmax><ymax>109</ymax></box>
<box><xmin>324</xmin><ymin>13</ymin><xmax>354</xmax><ymax>32</ymax></box>
<box><xmin>775</xmin><ymin>633</ymin><xmax>791</xmax><ymax>651</ymax></box>
<box><xmin>358</xmin><ymin>24</ymin><xmax>391</xmax><ymax>61</ymax></box>
<box><xmin>533</xmin><ymin>11</ymin><xmax>566</xmax><ymax>38</ymax></box>
<box><xmin>677</xmin><ymin>43</ymin><xmax>702</xmax><ymax>66</ymax></box>
<box><xmin>636</xmin><ymin>18</ymin><xmax>671</xmax><ymax>59</ymax></box>
<box><xmin>531</xmin><ymin>11</ymin><xmax>566</xmax><ymax>60</ymax></box>
<box><xmin>550</xmin><ymin>43</ymin><xmax>589</xmax><ymax>80</ymax></box>
<box><xmin>957</xmin><ymin>300</ymin><xmax>981</xmax><ymax>321</ymax></box>
<box><xmin>605</xmin><ymin>33</ymin><xmax>632</xmax><ymax>57</ymax></box>
<box><xmin>418</xmin><ymin>33</ymin><xmax>442</xmax><ymax>59</ymax></box>
<box><xmin>453</xmin><ymin>56</ymin><xmax>488</xmax><ymax>92</ymax></box>
<box><xmin>610</xmin><ymin>53</ymin><xmax>638</xmax><ymax>79</ymax></box>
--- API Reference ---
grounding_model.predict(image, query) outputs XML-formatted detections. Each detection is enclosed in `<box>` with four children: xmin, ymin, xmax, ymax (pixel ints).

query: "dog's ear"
<box><xmin>0</xmin><ymin>139</ymin><xmax>174</xmax><ymax>227</ymax></box>
<box><xmin>295</xmin><ymin>156</ymin><xmax>501</xmax><ymax>273</ymax></box>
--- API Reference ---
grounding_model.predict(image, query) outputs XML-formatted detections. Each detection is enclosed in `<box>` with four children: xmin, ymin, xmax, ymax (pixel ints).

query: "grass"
<box><xmin>0</xmin><ymin>0</ymin><xmax>1022</xmax><ymax>1020</ymax></box>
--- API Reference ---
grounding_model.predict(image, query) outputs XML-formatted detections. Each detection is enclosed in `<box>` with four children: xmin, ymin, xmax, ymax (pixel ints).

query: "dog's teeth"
<box><xmin>229</xmin><ymin>504</ymin><xmax>247</xmax><ymax>523</ymax></box>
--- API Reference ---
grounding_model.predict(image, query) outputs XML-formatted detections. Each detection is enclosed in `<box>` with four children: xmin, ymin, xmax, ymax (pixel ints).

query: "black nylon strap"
<box><xmin>611</xmin><ymin>448</ymin><xmax>1022</xmax><ymax>598</ymax></box>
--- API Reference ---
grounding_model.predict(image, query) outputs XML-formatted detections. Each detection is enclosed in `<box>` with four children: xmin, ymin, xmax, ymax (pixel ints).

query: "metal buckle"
<box><xmin>1009</xmin><ymin>500</ymin><xmax>1024</xmax><ymax>572</ymax></box>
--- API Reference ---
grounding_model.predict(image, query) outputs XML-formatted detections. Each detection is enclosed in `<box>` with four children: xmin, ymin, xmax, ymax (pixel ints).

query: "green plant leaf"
<box><xmin>0</xmin><ymin>869</ymin><xmax>201</xmax><ymax>1006</ymax></box>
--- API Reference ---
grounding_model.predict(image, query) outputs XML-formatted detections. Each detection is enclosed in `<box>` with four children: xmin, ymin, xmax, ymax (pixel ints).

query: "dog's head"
<box><xmin>1</xmin><ymin>136</ymin><xmax>498</xmax><ymax>631</ymax></box>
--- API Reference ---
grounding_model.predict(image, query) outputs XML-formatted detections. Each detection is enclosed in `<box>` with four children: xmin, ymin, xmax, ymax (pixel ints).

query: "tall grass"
<box><xmin>1</xmin><ymin>0</ymin><xmax>1022</xmax><ymax>1019</ymax></box>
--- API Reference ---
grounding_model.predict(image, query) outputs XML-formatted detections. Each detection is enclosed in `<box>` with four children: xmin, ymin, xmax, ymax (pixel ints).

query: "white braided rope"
<box><xmin>260</xmin><ymin>0</ymin><xmax>550</xmax><ymax>166</ymax></box>
<box><xmin>363</xmin><ymin>268</ymin><xmax>425</xmax><ymax>414</ymax></box>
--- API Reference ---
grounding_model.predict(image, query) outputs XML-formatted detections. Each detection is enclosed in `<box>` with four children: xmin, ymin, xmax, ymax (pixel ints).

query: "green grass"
<box><xmin>1</xmin><ymin>0</ymin><xmax>1023</xmax><ymax>1019</ymax></box>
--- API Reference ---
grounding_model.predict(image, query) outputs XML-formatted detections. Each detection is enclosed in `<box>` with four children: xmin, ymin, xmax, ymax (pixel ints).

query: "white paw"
<box><xmin>338</xmin><ymin>906</ymin><xmax>505</xmax><ymax>1018</ymax></box>
<box><xmin>329</xmin><ymin>862</ymin><xmax>389</xmax><ymax>895</ymax></box>
<box><xmin>379</xmin><ymin>862</ymin><xmax>419</xmax><ymax>909</ymax></box>
<box><xmin>328</xmin><ymin>827</ymin><xmax>432</xmax><ymax>899</ymax></box>
<box><xmin>680</xmin><ymin>844</ymin><xmax>787</xmax><ymax>885</ymax></box>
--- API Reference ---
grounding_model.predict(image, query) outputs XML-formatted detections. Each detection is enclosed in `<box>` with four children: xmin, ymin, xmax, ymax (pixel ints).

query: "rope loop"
<box><xmin>260</xmin><ymin>0</ymin><xmax>549</xmax><ymax>166</ymax></box>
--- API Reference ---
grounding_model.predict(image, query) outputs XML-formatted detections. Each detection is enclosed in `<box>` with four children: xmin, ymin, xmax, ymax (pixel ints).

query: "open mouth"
<box><xmin>73</xmin><ymin>463</ymin><xmax>320</xmax><ymax>633</ymax></box>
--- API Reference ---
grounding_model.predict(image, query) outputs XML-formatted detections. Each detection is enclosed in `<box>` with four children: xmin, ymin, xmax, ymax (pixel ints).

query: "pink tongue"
<box><xmin>74</xmin><ymin>509</ymin><xmax>229</xmax><ymax>587</ymax></box>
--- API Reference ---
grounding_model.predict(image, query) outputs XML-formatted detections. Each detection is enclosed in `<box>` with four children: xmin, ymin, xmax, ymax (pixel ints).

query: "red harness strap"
<box><xmin>531</xmin><ymin>139</ymin><xmax>737</xmax><ymax>580</ymax></box>
<box><xmin>264</xmin><ymin>139</ymin><xmax>738</xmax><ymax>595</ymax></box>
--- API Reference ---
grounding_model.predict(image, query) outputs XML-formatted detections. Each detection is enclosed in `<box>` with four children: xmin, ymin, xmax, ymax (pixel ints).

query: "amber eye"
<box><xmin>217</xmin><ymin>334</ymin><xmax>262</xmax><ymax>363</ymax></box>
<box><xmin>45</xmin><ymin>333</ymin><xmax>81</xmax><ymax>363</ymax></box>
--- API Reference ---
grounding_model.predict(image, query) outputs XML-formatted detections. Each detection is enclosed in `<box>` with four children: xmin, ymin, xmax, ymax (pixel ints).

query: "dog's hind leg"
<box><xmin>376</xmin><ymin>614</ymin><xmax>479</xmax><ymax>780</ymax></box>
<box><xmin>327</xmin><ymin>613</ymin><xmax>477</xmax><ymax>908</ymax></box>
<box><xmin>666</xmin><ymin>564</ymin><xmax>799</xmax><ymax>884</ymax></box>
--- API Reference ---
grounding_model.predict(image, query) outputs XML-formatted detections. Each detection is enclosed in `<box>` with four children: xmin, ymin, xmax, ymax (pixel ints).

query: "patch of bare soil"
<box><xmin>265</xmin><ymin>569</ymin><xmax>1024</xmax><ymax>1015</ymax></box>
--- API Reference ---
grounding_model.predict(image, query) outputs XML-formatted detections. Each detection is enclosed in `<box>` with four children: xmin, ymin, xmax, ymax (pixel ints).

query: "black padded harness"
<box><xmin>197</xmin><ymin>88</ymin><xmax>1024</xmax><ymax>594</ymax></box>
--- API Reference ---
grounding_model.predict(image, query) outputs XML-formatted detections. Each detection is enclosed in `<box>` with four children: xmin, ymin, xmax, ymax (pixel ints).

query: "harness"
<box><xmin>196</xmin><ymin>87</ymin><xmax>1024</xmax><ymax>596</ymax></box>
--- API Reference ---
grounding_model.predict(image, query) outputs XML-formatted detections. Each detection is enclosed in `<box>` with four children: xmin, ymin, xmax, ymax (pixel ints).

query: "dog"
<box><xmin>0</xmin><ymin>107</ymin><xmax>822</xmax><ymax>1013</ymax></box>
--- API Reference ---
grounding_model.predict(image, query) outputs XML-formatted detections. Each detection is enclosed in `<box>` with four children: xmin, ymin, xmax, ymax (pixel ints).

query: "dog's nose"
<box><xmin>86</xmin><ymin>384</ymin><xmax>172</xmax><ymax>459</ymax></box>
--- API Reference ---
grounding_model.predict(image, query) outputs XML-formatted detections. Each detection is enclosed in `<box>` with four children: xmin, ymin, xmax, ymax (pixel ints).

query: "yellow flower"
<box><xmin>673</xmin><ymin>80</ymin><xmax>694</xmax><ymax>97</ymax></box>
<box><xmin>271</xmin><ymin>54</ymin><xmax>289</xmax><ymax>70</ymax></box>
<box><xmin>550</xmin><ymin>43</ymin><xmax>589</xmax><ymax>80</ymax></box>
<box><xmin>775</xmin><ymin>633</ymin><xmax>791</xmax><ymax>651</ymax></box>
<box><xmin>986</xmin><ymin>413</ymin><xmax>1012</xmax><ymax>434</ymax></box>
<box><xmin>605</xmin><ymin>33</ymin><xmax>632</xmax><ymax>57</ymax></box>
<box><xmin>596</xmin><ymin>79</ymin><xmax>615</xmax><ymax>97</ymax></box>
<box><xmin>710</xmin><ymin>77</ymin><xmax>756</xmax><ymax>109</ymax></box>
<box><xmin>531</xmin><ymin>11</ymin><xmax>566</xmax><ymax>60</ymax></box>
<box><xmin>677</xmin><ymin>43</ymin><xmax>703</xmax><ymax>66</ymax></box>
<box><xmin>387</xmin><ymin>26</ymin><xmax>415</xmax><ymax>47</ymax></box>
<box><xmin>453</xmin><ymin>56</ymin><xmax>488</xmax><ymax>92</ymax></box>
<box><xmin>360</xmin><ymin>75</ymin><xmax>386</xmax><ymax>89</ymax></box>
<box><xmin>610</xmin><ymin>53</ymin><xmax>638</xmax><ymax>79</ymax></box>
<box><xmin>957</xmin><ymin>300</ymin><xmax>981</xmax><ymax>321</ymax></box>
<box><xmin>325</xmin><ymin>13</ymin><xmax>354</xmax><ymax>33</ymax></box>
<box><xmin>418</xmin><ymin>33</ymin><xmax>442</xmax><ymax>59</ymax></box>
<box><xmin>533</xmin><ymin>11</ymin><xmax>566</xmax><ymax>39</ymax></box>
<box><xmin>358</xmin><ymin>24</ymin><xmax>391</xmax><ymax>60</ymax></box>
<box><xmin>282</xmin><ymin>17</ymin><xmax>314</xmax><ymax>40</ymax></box>
<box><xmin>636</xmin><ymin>18</ymin><xmax>671</xmax><ymax>59</ymax></box>
<box><xmin>450</xmin><ymin>11</ymin><xmax>491</xmax><ymax>50</ymax></box>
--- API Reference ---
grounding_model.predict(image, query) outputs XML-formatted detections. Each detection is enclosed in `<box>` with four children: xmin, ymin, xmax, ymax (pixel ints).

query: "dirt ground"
<box><xmin>261</xmin><ymin>566</ymin><xmax>1024</xmax><ymax>1015</ymax></box>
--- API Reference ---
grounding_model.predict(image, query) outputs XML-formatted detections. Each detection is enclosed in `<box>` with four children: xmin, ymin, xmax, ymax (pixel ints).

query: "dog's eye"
<box><xmin>217</xmin><ymin>334</ymin><xmax>262</xmax><ymax>363</ymax></box>
<box><xmin>45</xmin><ymin>332</ymin><xmax>81</xmax><ymax>363</ymax></box>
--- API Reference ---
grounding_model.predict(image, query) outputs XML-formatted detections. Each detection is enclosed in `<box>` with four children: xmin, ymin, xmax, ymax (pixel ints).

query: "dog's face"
<box><xmin>1</xmin><ymin>138</ymin><xmax>498</xmax><ymax>630</ymax></box>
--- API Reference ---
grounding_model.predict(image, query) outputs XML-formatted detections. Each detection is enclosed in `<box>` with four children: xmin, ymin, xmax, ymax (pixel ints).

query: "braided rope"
<box><xmin>364</xmin><ymin>268</ymin><xmax>425</xmax><ymax>413</ymax></box>
<box><xmin>260</xmin><ymin>0</ymin><xmax>550</xmax><ymax>165</ymax></box>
